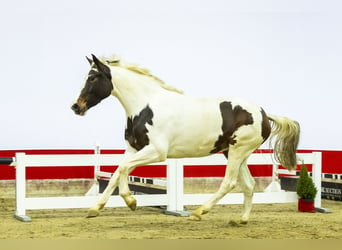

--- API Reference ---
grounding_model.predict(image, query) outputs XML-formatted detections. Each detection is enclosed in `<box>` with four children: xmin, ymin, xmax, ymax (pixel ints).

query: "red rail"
<box><xmin>0</xmin><ymin>149</ymin><xmax>341</xmax><ymax>180</ymax></box>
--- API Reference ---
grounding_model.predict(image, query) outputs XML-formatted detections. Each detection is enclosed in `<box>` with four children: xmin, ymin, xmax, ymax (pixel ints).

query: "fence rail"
<box><xmin>6</xmin><ymin>151</ymin><xmax>322</xmax><ymax>222</ymax></box>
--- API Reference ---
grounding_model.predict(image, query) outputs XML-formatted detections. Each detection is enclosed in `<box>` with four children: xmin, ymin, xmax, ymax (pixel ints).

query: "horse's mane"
<box><xmin>100</xmin><ymin>55</ymin><xmax>184</xmax><ymax>94</ymax></box>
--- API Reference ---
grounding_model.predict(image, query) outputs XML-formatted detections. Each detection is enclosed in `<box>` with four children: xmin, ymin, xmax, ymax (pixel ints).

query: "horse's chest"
<box><xmin>124</xmin><ymin>105</ymin><xmax>153</xmax><ymax>151</ymax></box>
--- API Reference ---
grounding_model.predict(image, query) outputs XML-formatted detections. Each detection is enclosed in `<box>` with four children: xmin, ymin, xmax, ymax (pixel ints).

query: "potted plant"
<box><xmin>296</xmin><ymin>164</ymin><xmax>318</xmax><ymax>212</ymax></box>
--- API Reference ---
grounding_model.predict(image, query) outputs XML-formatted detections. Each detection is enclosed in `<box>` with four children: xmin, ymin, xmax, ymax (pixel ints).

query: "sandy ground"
<box><xmin>0</xmin><ymin>198</ymin><xmax>341</xmax><ymax>239</ymax></box>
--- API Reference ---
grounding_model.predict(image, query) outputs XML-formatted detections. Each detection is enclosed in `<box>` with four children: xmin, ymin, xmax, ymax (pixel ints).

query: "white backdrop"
<box><xmin>1</xmin><ymin>0</ymin><xmax>341</xmax><ymax>150</ymax></box>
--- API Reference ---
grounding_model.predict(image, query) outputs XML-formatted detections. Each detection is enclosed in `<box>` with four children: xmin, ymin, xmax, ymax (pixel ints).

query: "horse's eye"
<box><xmin>89</xmin><ymin>75</ymin><xmax>97</xmax><ymax>82</ymax></box>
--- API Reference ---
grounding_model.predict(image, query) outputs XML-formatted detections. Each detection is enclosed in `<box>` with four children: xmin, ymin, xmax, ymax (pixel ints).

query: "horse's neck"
<box><xmin>111</xmin><ymin>69</ymin><xmax>165</xmax><ymax>116</ymax></box>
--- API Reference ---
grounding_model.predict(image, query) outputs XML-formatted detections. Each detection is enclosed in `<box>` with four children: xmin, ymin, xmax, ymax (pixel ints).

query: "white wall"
<box><xmin>1</xmin><ymin>0</ymin><xmax>341</xmax><ymax>150</ymax></box>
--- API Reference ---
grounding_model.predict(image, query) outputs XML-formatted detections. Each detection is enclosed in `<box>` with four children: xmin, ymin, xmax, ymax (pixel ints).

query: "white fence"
<box><xmin>12</xmin><ymin>151</ymin><xmax>322</xmax><ymax>222</ymax></box>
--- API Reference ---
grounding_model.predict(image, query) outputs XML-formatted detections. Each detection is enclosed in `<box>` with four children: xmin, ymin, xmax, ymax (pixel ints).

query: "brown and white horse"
<box><xmin>71</xmin><ymin>54</ymin><xmax>300</xmax><ymax>224</ymax></box>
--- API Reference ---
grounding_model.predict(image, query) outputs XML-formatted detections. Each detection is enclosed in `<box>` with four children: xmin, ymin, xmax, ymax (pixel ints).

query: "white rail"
<box><xmin>12</xmin><ymin>152</ymin><xmax>322</xmax><ymax>222</ymax></box>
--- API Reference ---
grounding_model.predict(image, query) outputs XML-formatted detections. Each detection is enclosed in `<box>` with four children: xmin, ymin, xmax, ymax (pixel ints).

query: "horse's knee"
<box><xmin>119</xmin><ymin>166</ymin><xmax>129</xmax><ymax>176</ymax></box>
<box><xmin>221</xmin><ymin>179</ymin><xmax>237</xmax><ymax>193</ymax></box>
<box><xmin>243</xmin><ymin>182</ymin><xmax>255</xmax><ymax>196</ymax></box>
<box><xmin>229</xmin><ymin>180</ymin><xmax>238</xmax><ymax>190</ymax></box>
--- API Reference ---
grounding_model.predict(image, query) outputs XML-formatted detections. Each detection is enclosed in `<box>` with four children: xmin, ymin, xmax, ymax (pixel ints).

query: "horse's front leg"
<box><xmin>118</xmin><ymin>164</ymin><xmax>137</xmax><ymax>211</ymax></box>
<box><xmin>87</xmin><ymin>169</ymin><xmax>120</xmax><ymax>218</ymax></box>
<box><xmin>87</xmin><ymin>145</ymin><xmax>166</xmax><ymax>218</ymax></box>
<box><xmin>117</xmin><ymin>145</ymin><xmax>167</xmax><ymax>210</ymax></box>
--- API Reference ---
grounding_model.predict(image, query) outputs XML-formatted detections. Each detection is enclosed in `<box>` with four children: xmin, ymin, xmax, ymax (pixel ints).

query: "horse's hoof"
<box><xmin>86</xmin><ymin>209</ymin><xmax>100</xmax><ymax>218</ymax></box>
<box><xmin>128</xmin><ymin>202</ymin><xmax>137</xmax><ymax>211</ymax></box>
<box><xmin>126</xmin><ymin>197</ymin><xmax>137</xmax><ymax>211</ymax></box>
<box><xmin>189</xmin><ymin>214</ymin><xmax>201</xmax><ymax>221</ymax></box>
<box><xmin>240</xmin><ymin>215</ymin><xmax>249</xmax><ymax>224</ymax></box>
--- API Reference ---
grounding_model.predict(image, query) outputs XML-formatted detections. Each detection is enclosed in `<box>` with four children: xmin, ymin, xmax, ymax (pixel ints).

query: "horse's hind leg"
<box><xmin>238</xmin><ymin>159</ymin><xmax>255</xmax><ymax>224</ymax></box>
<box><xmin>189</xmin><ymin>149</ymin><xmax>244</xmax><ymax>221</ymax></box>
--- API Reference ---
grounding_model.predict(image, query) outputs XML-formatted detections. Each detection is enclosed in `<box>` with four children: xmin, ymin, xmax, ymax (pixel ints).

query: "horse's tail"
<box><xmin>268</xmin><ymin>114</ymin><xmax>300</xmax><ymax>170</ymax></box>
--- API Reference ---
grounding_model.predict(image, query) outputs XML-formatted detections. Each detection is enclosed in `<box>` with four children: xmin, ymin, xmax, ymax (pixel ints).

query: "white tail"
<box><xmin>268</xmin><ymin>115</ymin><xmax>300</xmax><ymax>170</ymax></box>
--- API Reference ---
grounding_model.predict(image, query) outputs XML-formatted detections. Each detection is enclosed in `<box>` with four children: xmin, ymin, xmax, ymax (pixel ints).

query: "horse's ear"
<box><xmin>92</xmin><ymin>54</ymin><xmax>104</xmax><ymax>69</ymax></box>
<box><xmin>92</xmin><ymin>54</ymin><xmax>112</xmax><ymax>79</ymax></box>
<box><xmin>86</xmin><ymin>56</ymin><xmax>93</xmax><ymax>65</ymax></box>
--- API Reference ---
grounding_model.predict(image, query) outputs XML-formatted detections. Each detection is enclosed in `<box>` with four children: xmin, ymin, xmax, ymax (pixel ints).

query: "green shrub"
<box><xmin>296</xmin><ymin>165</ymin><xmax>317</xmax><ymax>200</ymax></box>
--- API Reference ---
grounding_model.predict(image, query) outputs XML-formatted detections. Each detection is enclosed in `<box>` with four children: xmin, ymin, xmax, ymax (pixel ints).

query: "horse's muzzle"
<box><xmin>71</xmin><ymin>103</ymin><xmax>86</xmax><ymax>116</ymax></box>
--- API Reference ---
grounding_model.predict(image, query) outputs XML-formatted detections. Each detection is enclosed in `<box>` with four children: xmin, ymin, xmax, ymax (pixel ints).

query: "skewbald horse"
<box><xmin>72</xmin><ymin>54</ymin><xmax>300</xmax><ymax>224</ymax></box>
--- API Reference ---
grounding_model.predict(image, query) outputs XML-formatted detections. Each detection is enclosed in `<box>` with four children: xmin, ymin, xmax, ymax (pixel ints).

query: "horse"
<box><xmin>71</xmin><ymin>54</ymin><xmax>300</xmax><ymax>224</ymax></box>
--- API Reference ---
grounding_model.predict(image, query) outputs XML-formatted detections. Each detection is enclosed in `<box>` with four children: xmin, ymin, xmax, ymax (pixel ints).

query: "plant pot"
<box><xmin>298</xmin><ymin>198</ymin><xmax>315</xmax><ymax>212</ymax></box>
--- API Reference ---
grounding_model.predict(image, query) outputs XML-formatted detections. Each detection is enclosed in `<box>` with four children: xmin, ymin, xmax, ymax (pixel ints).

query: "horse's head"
<box><xmin>71</xmin><ymin>54</ymin><xmax>113</xmax><ymax>116</ymax></box>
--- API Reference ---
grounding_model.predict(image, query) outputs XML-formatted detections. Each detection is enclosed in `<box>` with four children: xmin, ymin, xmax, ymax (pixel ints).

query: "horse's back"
<box><xmin>149</xmin><ymin>95</ymin><xmax>266</xmax><ymax>158</ymax></box>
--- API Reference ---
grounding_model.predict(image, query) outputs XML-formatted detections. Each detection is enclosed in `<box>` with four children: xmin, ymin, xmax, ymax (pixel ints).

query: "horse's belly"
<box><xmin>167</xmin><ymin>147</ymin><xmax>213</xmax><ymax>158</ymax></box>
<box><xmin>162</xmin><ymin>111</ymin><xmax>223</xmax><ymax>158</ymax></box>
<box><xmin>167</xmin><ymin>135</ymin><xmax>219</xmax><ymax>158</ymax></box>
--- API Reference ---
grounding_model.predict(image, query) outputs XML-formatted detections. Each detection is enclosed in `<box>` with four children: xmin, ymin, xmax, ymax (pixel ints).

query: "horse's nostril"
<box><xmin>71</xmin><ymin>103</ymin><xmax>80</xmax><ymax>114</ymax></box>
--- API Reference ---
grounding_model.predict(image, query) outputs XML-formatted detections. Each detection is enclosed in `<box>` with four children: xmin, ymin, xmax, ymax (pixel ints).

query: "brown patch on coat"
<box><xmin>260</xmin><ymin>108</ymin><xmax>271</xmax><ymax>142</ymax></box>
<box><xmin>210</xmin><ymin>101</ymin><xmax>254</xmax><ymax>154</ymax></box>
<box><xmin>125</xmin><ymin>105</ymin><xmax>154</xmax><ymax>151</ymax></box>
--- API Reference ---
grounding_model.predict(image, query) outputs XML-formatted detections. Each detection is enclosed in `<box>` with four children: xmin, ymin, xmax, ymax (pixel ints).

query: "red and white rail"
<box><xmin>5</xmin><ymin>151</ymin><xmax>322</xmax><ymax>222</ymax></box>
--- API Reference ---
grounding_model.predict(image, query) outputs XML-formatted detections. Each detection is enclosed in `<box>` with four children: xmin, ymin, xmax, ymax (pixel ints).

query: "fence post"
<box><xmin>312</xmin><ymin>151</ymin><xmax>322</xmax><ymax>208</ymax></box>
<box><xmin>165</xmin><ymin>159</ymin><xmax>190</xmax><ymax>216</ymax></box>
<box><xmin>166</xmin><ymin>159</ymin><xmax>177</xmax><ymax>211</ymax></box>
<box><xmin>94</xmin><ymin>144</ymin><xmax>100</xmax><ymax>178</ymax></box>
<box><xmin>264</xmin><ymin>164</ymin><xmax>282</xmax><ymax>192</ymax></box>
<box><xmin>14</xmin><ymin>153</ymin><xmax>31</xmax><ymax>222</ymax></box>
<box><xmin>174</xmin><ymin>159</ymin><xmax>184</xmax><ymax>211</ymax></box>
<box><xmin>85</xmin><ymin>145</ymin><xmax>100</xmax><ymax>196</ymax></box>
